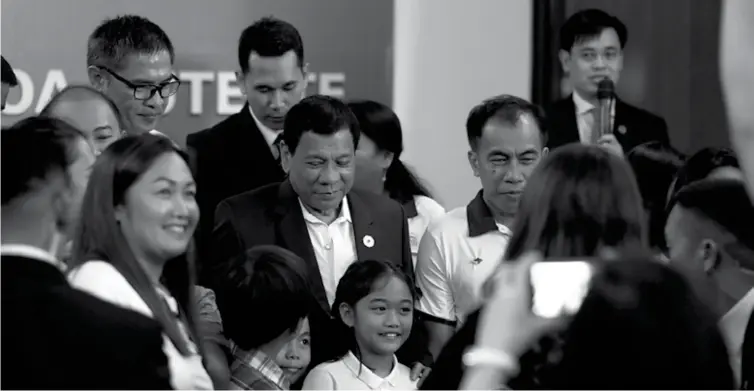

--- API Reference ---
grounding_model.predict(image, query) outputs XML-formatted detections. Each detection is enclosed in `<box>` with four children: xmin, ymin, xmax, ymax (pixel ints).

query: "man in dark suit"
<box><xmin>546</xmin><ymin>9</ymin><xmax>670</xmax><ymax>154</ymax></box>
<box><xmin>187</xmin><ymin>17</ymin><xmax>308</xmax><ymax>279</ymax></box>
<box><xmin>209</xmin><ymin>95</ymin><xmax>429</xmax><ymax>378</ymax></box>
<box><xmin>1</xmin><ymin>117</ymin><xmax>171</xmax><ymax>389</ymax></box>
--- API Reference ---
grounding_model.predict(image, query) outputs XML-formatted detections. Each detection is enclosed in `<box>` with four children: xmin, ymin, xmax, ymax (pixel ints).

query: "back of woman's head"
<box><xmin>671</xmin><ymin>147</ymin><xmax>740</xmax><ymax>197</ymax></box>
<box><xmin>506</xmin><ymin>144</ymin><xmax>646</xmax><ymax>260</ymax></box>
<box><xmin>547</xmin><ymin>251</ymin><xmax>733</xmax><ymax>389</ymax></box>
<box><xmin>331</xmin><ymin>259</ymin><xmax>417</xmax><ymax>358</ymax></box>
<box><xmin>347</xmin><ymin>100</ymin><xmax>432</xmax><ymax>203</ymax></box>
<box><xmin>626</xmin><ymin>141</ymin><xmax>685</xmax><ymax>250</ymax></box>
<box><xmin>70</xmin><ymin>134</ymin><xmax>197</xmax><ymax>355</ymax></box>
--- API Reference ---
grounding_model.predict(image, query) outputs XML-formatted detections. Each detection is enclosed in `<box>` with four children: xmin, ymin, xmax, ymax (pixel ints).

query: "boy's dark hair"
<box><xmin>215</xmin><ymin>245</ymin><xmax>312</xmax><ymax>350</ymax></box>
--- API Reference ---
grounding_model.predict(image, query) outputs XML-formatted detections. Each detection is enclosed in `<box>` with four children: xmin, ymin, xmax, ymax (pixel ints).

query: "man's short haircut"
<box><xmin>283</xmin><ymin>95</ymin><xmax>360</xmax><ymax>154</ymax></box>
<box><xmin>560</xmin><ymin>9</ymin><xmax>628</xmax><ymax>51</ymax></box>
<box><xmin>1</xmin><ymin>116</ymin><xmax>85</xmax><ymax>205</ymax></box>
<box><xmin>1</xmin><ymin>55</ymin><xmax>18</xmax><ymax>86</ymax></box>
<box><xmin>40</xmin><ymin>85</ymin><xmax>125</xmax><ymax>130</ymax></box>
<box><xmin>238</xmin><ymin>16</ymin><xmax>305</xmax><ymax>73</ymax></box>
<box><xmin>465</xmin><ymin>94</ymin><xmax>548</xmax><ymax>150</ymax></box>
<box><xmin>87</xmin><ymin>15</ymin><xmax>175</xmax><ymax>71</ymax></box>
<box><xmin>668</xmin><ymin>178</ymin><xmax>754</xmax><ymax>264</ymax></box>
<box><xmin>215</xmin><ymin>245</ymin><xmax>312</xmax><ymax>351</ymax></box>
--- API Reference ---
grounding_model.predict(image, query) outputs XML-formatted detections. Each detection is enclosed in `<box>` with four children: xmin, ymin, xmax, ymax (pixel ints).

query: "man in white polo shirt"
<box><xmin>415</xmin><ymin>95</ymin><xmax>549</xmax><ymax>360</ymax></box>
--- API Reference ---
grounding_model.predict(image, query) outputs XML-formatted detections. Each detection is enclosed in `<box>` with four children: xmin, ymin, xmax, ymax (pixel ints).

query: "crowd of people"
<box><xmin>2</xmin><ymin>3</ymin><xmax>754</xmax><ymax>390</ymax></box>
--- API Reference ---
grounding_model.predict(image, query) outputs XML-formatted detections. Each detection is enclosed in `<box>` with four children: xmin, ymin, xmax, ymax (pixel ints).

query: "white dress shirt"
<box><xmin>249</xmin><ymin>106</ymin><xmax>283</xmax><ymax>157</ymax></box>
<box><xmin>299</xmin><ymin>199</ymin><xmax>358</xmax><ymax>306</ymax></box>
<box><xmin>720</xmin><ymin>288</ymin><xmax>754</xmax><ymax>388</ymax></box>
<box><xmin>573</xmin><ymin>91</ymin><xmax>615</xmax><ymax>144</ymax></box>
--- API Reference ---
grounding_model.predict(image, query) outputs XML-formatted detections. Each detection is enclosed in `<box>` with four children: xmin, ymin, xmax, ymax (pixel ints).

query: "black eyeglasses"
<box><xmin>97</xmin><ymin>66</ymin><xmax>181</xmax><ymax>101</ymax></box>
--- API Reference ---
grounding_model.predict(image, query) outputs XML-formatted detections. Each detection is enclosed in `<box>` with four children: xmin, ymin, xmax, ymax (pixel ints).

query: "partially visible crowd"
<box><xmin>2</xmin><ymin>2</ymin><xmax>754</xmax><ymax>390</ymax></box>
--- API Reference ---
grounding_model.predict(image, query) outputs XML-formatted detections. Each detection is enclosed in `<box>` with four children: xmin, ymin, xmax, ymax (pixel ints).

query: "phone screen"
<box><xmin>530</xmin><ymin>260</ymin><xmax>594</xmax><ymax>318</ymax></box>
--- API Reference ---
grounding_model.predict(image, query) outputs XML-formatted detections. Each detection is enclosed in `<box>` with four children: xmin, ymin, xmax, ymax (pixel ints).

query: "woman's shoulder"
<box><xmin>413</xmin><ymin>195</ymin><xmax>446</xmax><ymax>218</ymax></box>
<box><xmin>69</xmin><ymin>260</ymin><xmax>130</xmax><ymax>289</ymax></box>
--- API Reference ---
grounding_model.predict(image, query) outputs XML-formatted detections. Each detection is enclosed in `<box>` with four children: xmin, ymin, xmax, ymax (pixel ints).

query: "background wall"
<box><xmin>394</xmin><ymin>0</ymin><xmax>533</xmax><ymax>209</ymax></box>
<box><xmin>393</xmin><ymin>0</ymin><xmax>532</xmax><ymax>208</ymax></box>
<box><xmin>0</xmin><ymin>0</ymin><xmax>394</xmax><ymax>142</ymax></box>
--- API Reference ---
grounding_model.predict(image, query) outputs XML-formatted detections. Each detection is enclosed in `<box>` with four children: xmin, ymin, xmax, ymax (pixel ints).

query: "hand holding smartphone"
<box><xmin>530</xmin><ymin>259</ymin><xmax>594</xmax><ymax>318</ymax></box>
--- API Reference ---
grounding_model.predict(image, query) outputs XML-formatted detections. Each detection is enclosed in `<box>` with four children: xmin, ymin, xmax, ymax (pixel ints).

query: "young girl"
<box><xmin>302</xmin><ymin>259</ymin><xmax>418</xmax><ymax>390</ymax></box>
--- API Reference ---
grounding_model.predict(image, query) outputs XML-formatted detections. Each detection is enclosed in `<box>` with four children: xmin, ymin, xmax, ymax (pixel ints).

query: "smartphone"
<box><xmin>530</xmin><ymin>260</ymin><xmax>594</xmax><ymax>318</ymax></box>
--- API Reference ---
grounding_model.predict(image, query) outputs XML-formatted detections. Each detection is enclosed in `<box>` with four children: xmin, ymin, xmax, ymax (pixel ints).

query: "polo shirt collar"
<box><xmin>343</xmin><ymin>351</ymin><xmax>399</xmax><ymax>389</ymax></box>
<box><xmin>466</xmin><ymin>190</ymin><xmax>500</xmax><ymax>237</ymax></box>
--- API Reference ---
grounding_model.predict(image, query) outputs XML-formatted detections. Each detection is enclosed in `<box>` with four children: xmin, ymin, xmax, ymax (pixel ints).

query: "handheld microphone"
<box><xmin>597</xmin><ymin>79</ymin><xmax>615</xmax><ymax>138</ymax></box>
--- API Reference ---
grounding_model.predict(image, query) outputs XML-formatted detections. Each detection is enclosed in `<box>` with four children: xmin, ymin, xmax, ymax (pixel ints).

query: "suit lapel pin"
<box><xmin>363</xmin><ymin>235</ymin><xmax>375</xmax><ymax>248</ymax></box>
<box><xmin>618</xmin><ymin>125</ymin><xmax>627</xmax><ymax>135</ymax></box>
<box><xmin>471</xmin><ymin>257</ymin><xmax>483</xmax><ymax>265</ymax></box>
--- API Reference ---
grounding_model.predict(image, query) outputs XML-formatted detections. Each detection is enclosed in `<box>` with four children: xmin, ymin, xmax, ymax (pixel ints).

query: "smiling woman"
<box><xmin>67</xmin><ymin>134</ymin><xmax>212</xmax><ymax>390</ymax></box>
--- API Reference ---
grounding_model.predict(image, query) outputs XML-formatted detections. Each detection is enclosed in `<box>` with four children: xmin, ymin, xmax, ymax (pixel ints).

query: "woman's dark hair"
<box><xmin>487</xmin><ymin>144</ymin><xmax>646</xmax><ymax>389</ymax></box>
<box><xmin>348</xmin><ymin>100</ymin><xmax>433</xmax><ymax>204</ymax></box>
<box><xmin>545</xmin><ymin>251</ymin><xmax>734</xmax><ymax>389</ymax></box>
<box><xmin>331</xmin><ymin>259</ymin><xmax>417</xmax><ymax>362</ymax></box>
<box><xmin>70</xmin><ymin>134</ymin><xmax>200</xmax><ymax>356</ymax></box>
<box><xmin>215</xmin><ymin>245</ymin><xmax>312</xmax><ymax>351</ymax></box>
<box><xmin>504</xmin><ymin>143</ymin><xmax>646</xmax><ymax>261</ymax></box>
<box><xmin>670</xmin><ymin>147</ymin><xmax>740</xmax><ymax>198</ymax></box>
<box><xmin>626</xmin><ymin>141</ymin><xmax>685</xmax><ymax>250</ymax></box>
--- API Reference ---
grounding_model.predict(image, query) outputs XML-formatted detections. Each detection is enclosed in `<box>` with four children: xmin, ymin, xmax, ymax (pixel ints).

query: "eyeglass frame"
<box><xmin>94</xmin><ymin>65</ymin><xmax>181</xmax><ymax>101</ymax></box>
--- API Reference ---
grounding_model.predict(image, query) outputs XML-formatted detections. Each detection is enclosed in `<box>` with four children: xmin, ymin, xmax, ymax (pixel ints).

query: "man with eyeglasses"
<box><xmin>86</xmin><ymin>15</ymin><xmax>180</xmax><ymax>137</ymax></box>
<box><xmin>545</xmin><ymin>9</ymin><xmax>670</xmax><ymax>154</ymax></box>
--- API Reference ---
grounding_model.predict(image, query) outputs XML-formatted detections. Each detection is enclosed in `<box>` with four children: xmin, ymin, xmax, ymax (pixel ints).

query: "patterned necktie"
<box><xmin>583</xmin><ymin>107</ymin><xmax>599</xmax><ymax>144</ymax></box>
<box><xmin>272</xmin><ymin>133</ymin><xmax>284</xmax><ymax>167</ymax></box>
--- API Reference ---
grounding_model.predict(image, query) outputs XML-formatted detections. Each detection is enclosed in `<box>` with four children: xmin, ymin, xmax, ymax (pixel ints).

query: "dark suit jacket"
<box><xmin>545</xmin><ymin>96</ymin><xmax>670</xmax><ymax>153</ymax></box>
<box><xmin>208</xmin><ymin>180</ymin><xmax>428</xmax><ymax>368</ymax></box>
<box><xmin>186</xmin><ymin>104</ymin><xmax>285</xmax><ymax>282</ymax></box>
<box><xmin>742</xmin><ymin>308</ymin><xmax>754</xmax><ymax>389</ymax></box>
<box><xmin>1</xmin><ymin>255</ymin><xmax>171</xmax><ymax>390</ymax></box>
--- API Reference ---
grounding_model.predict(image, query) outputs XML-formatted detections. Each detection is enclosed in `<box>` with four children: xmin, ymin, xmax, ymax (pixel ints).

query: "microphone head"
<box><xmin>597</xmin><ymin>78</ymin><xmax>615</xmax><ymax>100</ymax></box>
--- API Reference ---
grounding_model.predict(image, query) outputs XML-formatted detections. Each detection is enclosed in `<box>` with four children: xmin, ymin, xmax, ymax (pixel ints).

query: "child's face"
<box><xmin>343</xmin><ymin>275</ymin><xmax>414</xmax><ymax>356</ymax></box>
<box><xmin>275</xmin><ymin>317</ymin><xmax>311</xmax><ymax>384</ymax></box>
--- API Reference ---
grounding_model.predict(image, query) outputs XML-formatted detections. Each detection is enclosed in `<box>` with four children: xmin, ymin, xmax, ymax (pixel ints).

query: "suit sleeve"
<box><xmin>208</xmin><ymin>200</ymin><xmax>245</xmax><ymax>288</ymax></box>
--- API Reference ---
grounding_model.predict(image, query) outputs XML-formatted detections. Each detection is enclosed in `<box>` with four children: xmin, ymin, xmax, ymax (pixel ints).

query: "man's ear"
<box><xmin>467</xmin><ymin>150</ymin><xmax>481</xmax><ymax>177</ymax></box>
<box><xmin>700</xmin><ymin>239</ymin><xmax>721</xmax><ymax>274</ymax></box>
<box><xmin>558</xmin><ymin>49</ymin><xmax>571</xmax><ymax>74</ymax></box>
<box><xmin>235</xmin><ymin>70</ymin><xmax>247</xmax><ymax>97</ymax></box>
<box><xmin>87</xmin><ymin>65</ymin><xmax>109</xmax><ymax>91</ymax></box>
